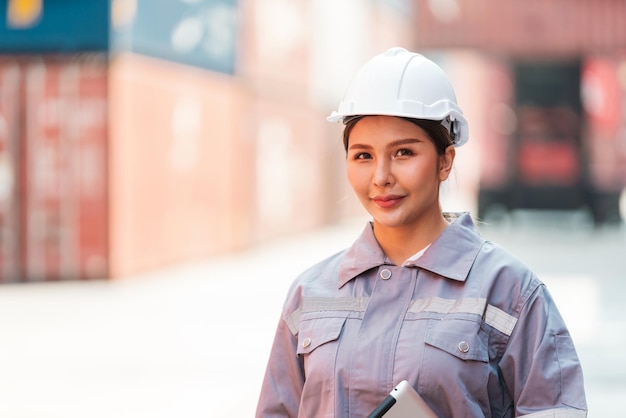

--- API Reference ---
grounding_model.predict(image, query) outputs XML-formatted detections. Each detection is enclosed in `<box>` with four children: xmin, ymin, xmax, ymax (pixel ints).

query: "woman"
<box><xmin>256</xmin><ymin>47</ymin><xmax>587</xmax><ymax>417</ymax></box>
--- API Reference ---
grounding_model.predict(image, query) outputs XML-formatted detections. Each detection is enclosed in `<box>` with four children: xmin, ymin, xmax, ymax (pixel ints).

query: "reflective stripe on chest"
<box><xmin>287</xmin><ymin>296</ymin><xmax>518</xmax><ymax>337</ymax></box>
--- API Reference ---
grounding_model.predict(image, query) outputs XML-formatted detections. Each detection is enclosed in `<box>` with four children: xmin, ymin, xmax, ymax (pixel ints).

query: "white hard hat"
<box><xmin>327</xmin><ymin>47</ymin><xmax>469</xmax><ymax>147</ymax></box>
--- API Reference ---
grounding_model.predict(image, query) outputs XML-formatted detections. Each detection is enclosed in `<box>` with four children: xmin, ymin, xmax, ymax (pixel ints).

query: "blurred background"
<box><xmin>0</xmin><ymin>0</ymin><xmax>625</xmax><ymax>417</ymax></box>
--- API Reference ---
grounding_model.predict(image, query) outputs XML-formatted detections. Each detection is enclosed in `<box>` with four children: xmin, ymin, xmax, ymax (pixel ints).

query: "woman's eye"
<box><xmin>354</xmin><ymin>152</ymin><xmax>372</xmax><ymax>160</ymax></box>
<box><xmin>396</xmin><ymin>148</ymin><xmax>414</xmax><ymax>157</ymax></box>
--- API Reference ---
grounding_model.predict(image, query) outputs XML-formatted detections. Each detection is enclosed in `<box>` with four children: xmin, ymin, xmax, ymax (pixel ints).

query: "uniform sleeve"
<box><xmin>255</xmin><ymin>312</ymin><xmax>305</xmax><ymax>418</ymax></box>
<box><xmin>498</xmin><ymin>283</ymin><xmax>587</xmax><ymax>417</ymax></box>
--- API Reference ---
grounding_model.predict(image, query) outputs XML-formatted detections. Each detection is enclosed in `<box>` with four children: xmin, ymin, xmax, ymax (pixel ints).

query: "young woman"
<box><xmin>256</xmin><ymin>47</ymin><xmax>587</xmax><ymax>417</ymax></box>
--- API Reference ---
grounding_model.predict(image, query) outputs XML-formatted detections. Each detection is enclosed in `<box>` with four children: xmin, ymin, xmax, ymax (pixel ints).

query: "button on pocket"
<box><xmin>297</xmin><ymin>317</ymin><xmax>346</xmax><ymax>356</ymax></box>
<box><xmin>424</xmin><ymin>319</ymin><xmax>488</xmax><ymax>362</ymax></box>
<box><xmin>420</xmin><ymin>318</ymin><xmax>490</xmax><ymax>409</ymax></box>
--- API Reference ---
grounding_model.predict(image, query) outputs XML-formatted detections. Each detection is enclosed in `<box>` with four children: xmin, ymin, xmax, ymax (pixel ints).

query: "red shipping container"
<box><xmin>582</xmin><ymin>54</ymin><xmax>626</xmax><ymax>192</ymax></box>
<box><xmin>0</xmin><ymin>59</ymin><xmax>22</xmax><ymax>283</ymax></box>
<box><xmin>107</xmin><ymin>53</ymin><xmax>250</xmax><ymax>277</ymax></box>
<box><xmin>248</xmin><ymin>96</ymin><xmax>332</xmax><ymax>242</ymax></box>
<box><xmin>64</xmin><ymin>56</ymin><xmax>109</xmax><ymax>279</ymax></box>
<box><xmin>414</xmin><ymin>0</ymin><xmax>626</xmax><ymax>56</ymax></box>
<box><xmin>21</xmin><ymin>55</ymin><xmax>108</xmax><ymax>281</ymax></box>
<box><xmin>23</xmin><ymin>58</ymin><xmax>65</xmax><ymax>281</ymax></box>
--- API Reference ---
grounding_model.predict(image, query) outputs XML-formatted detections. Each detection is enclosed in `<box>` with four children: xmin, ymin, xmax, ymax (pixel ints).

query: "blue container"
<box><xmin>0</xmin><ymin>0</ymin><xmax>237</xmax><ymax>74</ymax></box>
<box><xmin>0</xmin><ymin>0</ymin><xmax>109</xmax><ymax>52</ymax></box>
<box><xmin>112</xmin><ymin>0</ymin><xmax>237</xmax><ymax>74</ymax></box>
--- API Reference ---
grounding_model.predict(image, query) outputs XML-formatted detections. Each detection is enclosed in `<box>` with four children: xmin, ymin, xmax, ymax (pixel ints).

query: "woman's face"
<box><xmin>346</xmin><ymin>116</ymin><xmax>454</xmax><ymax>231</ymax></box>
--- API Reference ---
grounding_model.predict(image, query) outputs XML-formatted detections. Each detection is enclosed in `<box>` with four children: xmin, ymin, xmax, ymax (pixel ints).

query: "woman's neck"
<box><xmin>372</xmin><ymin>212</ymin><xmax>450</xmax><ymax>266</ymax></box>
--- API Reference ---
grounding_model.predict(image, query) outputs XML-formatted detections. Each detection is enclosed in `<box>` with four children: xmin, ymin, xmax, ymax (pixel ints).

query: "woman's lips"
<box><xmin>371</xmin><ymin>195</ymin><xmax>405</xmax><ymax>208</ymax></box>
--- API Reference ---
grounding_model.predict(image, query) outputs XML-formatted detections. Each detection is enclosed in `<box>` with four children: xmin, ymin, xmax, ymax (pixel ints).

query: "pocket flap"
<box><xmin>425</xmin><ymin>319</ymin><xmax>488</xmax><ymax>362</ymax></box>
<box><xmin>297</xmin><ymin>317</ymin><xmax>346</xmax><ymax>355</ymax></box>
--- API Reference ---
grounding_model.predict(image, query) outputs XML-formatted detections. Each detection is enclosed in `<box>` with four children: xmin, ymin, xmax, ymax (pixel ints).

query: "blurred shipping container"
<box><xmin>414</xmin><ymin>0</ymin><xmax>626</xmax><ymax>56</ymax></box>
<box><xmin>0</xmin><ymin>59</ymin><xmax>21</xmax><ymax>282</ymax></box>
<box><xmin>0</xmin><ymin>0</ymin><xmax>248</xmax><ymax>282</ymax></box>
<box><xmin>444</xmin><ymin>52</ymin><xmax>626</xmax><ymax>224</ymax></box>
<box><xmin>110</xmin><ymin>0</ymin><xmax>237</xmax><ymax>74</ymax></box>
<box><xmin>250</xmin><ymin>97</ymin><xmax>331</xmax><ymax>241</ymax></box>
<box><xmin>0</xmin><ymin>55</ymin><xmax>109</xmax><ymax>282</ymax></box>
<box><xmin>107</xmin><ymin>53</ymin><xmax>250</xmax><ymax>277</ymax></box>
<box><xmin>0</xmin><ymin>1</ymin><xmax>108</xmax><ymax>52</ymax></box>
<box><xmin>582</xmin><ymin>53</ymin><xmax>626</xmax><ymax>220</ymax></box>
<box><xmin>0</xmin><ymin>51</ymin><xmax>259</xmax><ymax>282</ymax></box>
<box><xmin>415</xmin><ymin>0</ymin><xmax>626</xmax><ymax>223</ymax></box>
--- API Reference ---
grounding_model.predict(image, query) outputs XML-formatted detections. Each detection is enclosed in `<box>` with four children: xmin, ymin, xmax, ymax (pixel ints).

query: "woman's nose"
<box><xmin>373</xmin><ymin>159</ymin><xmax>393</xmax><ymax>187</ymax></box>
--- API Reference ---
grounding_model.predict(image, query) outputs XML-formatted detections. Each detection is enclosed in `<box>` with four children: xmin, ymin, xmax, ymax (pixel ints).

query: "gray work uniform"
<box><xmin>256</xmin><ymin>212</ymin><xmax>587</xmax><ymax>417</ymax></box>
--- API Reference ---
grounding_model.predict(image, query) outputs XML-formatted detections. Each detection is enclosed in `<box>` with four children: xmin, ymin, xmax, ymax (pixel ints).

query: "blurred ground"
<box><xmin>0</xmin><ymin>212</ymin><xmax>623</xmax><ymax>418</ymax></box>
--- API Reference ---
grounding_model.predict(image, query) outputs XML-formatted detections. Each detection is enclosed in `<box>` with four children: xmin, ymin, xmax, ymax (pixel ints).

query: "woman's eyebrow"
<box><xmin>348</xmin><ymin>137</ymin><xmax>424</xmax><ymax>151</ymax></box>
<box><xmin>347</xmin><ymin>143</ymin><xmax>372</xmax><ymax>151</ymax></box>
<box><xmin>388</xmin><ymin>137</ymin><xmax>423</xmax><ymax>148</ymax></box>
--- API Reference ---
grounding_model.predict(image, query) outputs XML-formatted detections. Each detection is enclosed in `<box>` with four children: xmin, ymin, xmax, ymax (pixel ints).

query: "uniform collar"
<box><xmin>337</xmin><ymin>212</ymin><xmax>485</xmax><ymax>288</ymax></box>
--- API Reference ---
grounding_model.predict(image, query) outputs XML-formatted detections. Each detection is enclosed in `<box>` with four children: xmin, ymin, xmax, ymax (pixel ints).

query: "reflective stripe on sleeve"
<box><xmin>286</xmin><ymin>308</ymin><xmax>301</xmax><ymax>335</ymax></box>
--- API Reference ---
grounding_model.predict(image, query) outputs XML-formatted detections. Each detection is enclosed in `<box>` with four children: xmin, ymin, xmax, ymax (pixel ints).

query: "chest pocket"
<box><xmin>297</xmin><ymin>317</ymin><xmax>346</xmax><ymax>356</ymax></box>
<box><xmin>420</xmin><ymin>318</ymin><xmax>492</xmax><ymax>416</ymax></box>
<box><xmin>424</xmin><ymin>317</ymin><xmax>489</xmax><ymax>362</ymax></box>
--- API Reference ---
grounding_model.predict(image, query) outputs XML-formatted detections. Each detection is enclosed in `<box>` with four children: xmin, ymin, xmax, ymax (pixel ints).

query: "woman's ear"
<box><xmin>438</xmin><ymin>145</ymin><xmax>456</xmax><ymax>182</ymax></box>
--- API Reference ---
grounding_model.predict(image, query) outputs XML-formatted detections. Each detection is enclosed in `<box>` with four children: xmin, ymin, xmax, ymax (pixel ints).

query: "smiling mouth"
<box><xmin>371</xmin><ymin>195</ymin><xmax>405</xmax><ymax>208</ymax></box>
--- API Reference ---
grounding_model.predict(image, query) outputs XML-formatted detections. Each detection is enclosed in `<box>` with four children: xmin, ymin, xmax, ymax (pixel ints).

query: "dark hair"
<box><xmin>342</xmin><ymin>116</ymin><xmax>453</xmax><ymax>155</ymax></box>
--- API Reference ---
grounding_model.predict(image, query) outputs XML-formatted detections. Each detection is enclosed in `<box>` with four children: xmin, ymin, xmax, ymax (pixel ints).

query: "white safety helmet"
<box><xmin>327</xmin><ymin>47</ymin><xmax>469</xmax><ymax>147</ymax></box>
